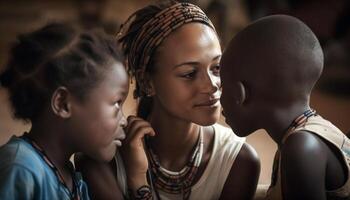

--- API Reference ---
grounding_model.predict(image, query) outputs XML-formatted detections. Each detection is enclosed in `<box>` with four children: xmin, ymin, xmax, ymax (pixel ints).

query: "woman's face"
<box><xmin>150</xmin><ymin>23</ymin><xmax>222</xmax><ymax>125</ymax></box>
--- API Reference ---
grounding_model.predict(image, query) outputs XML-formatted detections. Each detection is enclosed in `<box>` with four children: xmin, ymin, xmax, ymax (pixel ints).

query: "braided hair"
<box><xmin>0</xmin><ymin>23</ymin><xmax>123</xmax><ymax>122</ymax></box>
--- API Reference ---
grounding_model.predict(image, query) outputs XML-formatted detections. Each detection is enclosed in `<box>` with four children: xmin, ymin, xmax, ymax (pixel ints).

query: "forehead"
<box><xmin>156</xmin><ymin>23</ymin><xmax>221</xmax><ymax>64</ymax></box>
<box><xmin>98</xmin><ymin>62</ymin><xmax>129</xmax><ymax>92</ymax></box>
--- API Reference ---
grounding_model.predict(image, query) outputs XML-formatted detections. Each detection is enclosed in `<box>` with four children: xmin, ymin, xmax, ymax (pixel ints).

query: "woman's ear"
<box><xmin>236</xmin><ymin>81</ymin><xmax>247</xmax><ymax>105</ymax></box>
<box><xmin>51</xmin><ymin>87</ymin><xmax>72</xmax><ymax>118</ymax></box>
<box><xmin>135</xmin><ymin>69</ymin><xmax>155</xmax><ymax>97</ymax></box>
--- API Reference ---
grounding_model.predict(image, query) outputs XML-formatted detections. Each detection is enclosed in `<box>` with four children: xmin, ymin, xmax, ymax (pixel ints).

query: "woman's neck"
<box><xmin>148</xmin><ymin>107</ymin><xmax>201</xmax><ymax>171</ymax></box>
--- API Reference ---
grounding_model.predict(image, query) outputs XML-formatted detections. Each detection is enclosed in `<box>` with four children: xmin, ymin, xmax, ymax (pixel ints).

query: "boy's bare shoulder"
<box><xmin>279</xmin><ymin>130</ymin><xmax>332</xmax><ymax>199</ymax></box>
<box><xmin>281</xmin><ymin>131</ymin><xmax>328</xmax><ymax>156</ymax></box>
<box><xmin>280</xmin><ymin>130</ymin><xmax>329</xmax><ymax>187</ymax></box>
<box><xmin>281</xmin><ymin>130</ymin><xmax>328</xmax><ymax>164</ymax></box>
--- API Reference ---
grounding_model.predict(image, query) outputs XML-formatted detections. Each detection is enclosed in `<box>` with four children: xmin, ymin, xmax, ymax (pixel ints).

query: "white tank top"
<box><xmin>115</xmin><ymin>123</ymin><xmax>245</xmax><ymax>200</ymax></box>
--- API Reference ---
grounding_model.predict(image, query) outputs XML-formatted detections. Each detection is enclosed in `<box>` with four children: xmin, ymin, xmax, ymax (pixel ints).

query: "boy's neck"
<box><xmin>267</xmin><ymin>103</ymin><xmax>311</xmax><ymax>146</ymax></box>
<box><xmin>27</xmin><ymin>121</ymin><xmax>74</xmax><ymax>175</ymax></box>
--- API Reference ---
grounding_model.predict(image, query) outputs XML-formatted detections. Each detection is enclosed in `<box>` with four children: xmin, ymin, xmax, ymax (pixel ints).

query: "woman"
<box><xmin>75</xmin><ymin>1</ymin><xmax>260</xmax><ymax>199</ymax></box>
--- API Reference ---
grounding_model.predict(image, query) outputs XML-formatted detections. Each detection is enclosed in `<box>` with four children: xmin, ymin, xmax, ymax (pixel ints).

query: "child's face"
<box><xmin>150</xmin><ymin>23</ymin><xmax>222</xmax><ymax>125</ymax></box>
<box><xmin>71</xmin><ymin>62</ymin><xmax>129</xmax><ymax>161</ymax></box>
<box><xmin>220</xmin><ymin>42</ymin><xmax>259</xmax><ymax>137</ymax></box>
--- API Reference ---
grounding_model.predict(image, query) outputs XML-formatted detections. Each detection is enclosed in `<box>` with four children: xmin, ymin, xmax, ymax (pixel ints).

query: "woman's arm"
<box><xmin>219</xmin><ymin>143</ymin><xmax>261</xmax><ymax>200</ymax></box>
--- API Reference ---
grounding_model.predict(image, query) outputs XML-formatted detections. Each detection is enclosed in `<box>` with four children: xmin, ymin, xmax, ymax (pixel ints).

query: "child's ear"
<box><xmin>51</xmin><ymin>87</ymin><xmax>72</xmax><ymax>118</ymax></box>
<box><xmin>136</xmin><ymin>69</ymin><xmax>155</xmax><ymax>97</ymax></box>
<box><xmin>236</xmin><ymin>81</ymin><xmax>247</xmax><ymax>105</ymax></box>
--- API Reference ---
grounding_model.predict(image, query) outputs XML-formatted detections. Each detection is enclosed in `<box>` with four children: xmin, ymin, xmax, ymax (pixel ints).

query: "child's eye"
<box><xmin>114</xmin><ymin>103</ymin><xmax>120</xmax><ymax>109</ymax></box>
<box><xmin>211</xmin><ymin>65</ymin><xmax>220</xmax><ymax>76</ymax></box>
<box><xmin>114</xmin><ymin>100</ymin><xmax>123</xmax><ymax>108</ymax></box>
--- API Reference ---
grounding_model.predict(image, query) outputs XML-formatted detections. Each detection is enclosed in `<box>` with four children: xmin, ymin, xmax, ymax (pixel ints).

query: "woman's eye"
<box><xmin>211</xmin><ymin>65</ymin><xmax>220</xmax><ymax>76</ymax></box>
<box><xmin>180</xmin><ymin>71</ymin><xmax>196</xmax><ymax>79</ymax></box>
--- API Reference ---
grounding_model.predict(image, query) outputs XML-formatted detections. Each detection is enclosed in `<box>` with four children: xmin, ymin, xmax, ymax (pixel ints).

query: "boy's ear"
<box><xmin>236</xmin><ymin>81</ymin><xmax>247</xmax><ymax>105</ymax></box>
<box><xmin>135</xmin><ymin>69</ymin><xmax>155</xmax><ymax>97</ymax></box>
<box><xmin>51</xmin><ymin>87</ymin><xmax>72</xmax><ymax>118</ymax></box>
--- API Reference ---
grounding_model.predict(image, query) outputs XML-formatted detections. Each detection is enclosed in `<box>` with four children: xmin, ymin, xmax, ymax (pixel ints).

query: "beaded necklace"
<box><xmin>146</xmin><ymin>127</ymin><xmax>204</xmax><ymax>200</ymax></box>
<box><xmin>282</xmin><ymin>109</ymin><xmax>317</xmax><ymax>144</ymax></box>
<box><xmin>21</xmin><ymin>134</ymin><xmax>81</xmax><ymax>200</ymax></box>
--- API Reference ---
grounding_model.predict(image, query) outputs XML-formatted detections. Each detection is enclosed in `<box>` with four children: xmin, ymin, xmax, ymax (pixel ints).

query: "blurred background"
<box><xmin>0</xmin><ymin>0</ymin><xmax>349</xmax><ymax>185</ymax></box>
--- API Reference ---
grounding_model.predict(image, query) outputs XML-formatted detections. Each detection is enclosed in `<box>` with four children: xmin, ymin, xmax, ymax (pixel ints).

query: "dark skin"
<box><xmin>75</xmin><ymin>154</ymin><xmax>124</xmax><ymax>199</ymax></box>
<box><xmin>281</xmin><ymin>131</ymin><xmax>346</xmax><ymax>200</ymax></box>
<box><xmin>29</xmin><ymin>110</ymin><xmax>76</xmax><ymax>192</ymax></box>
<box><xmin>220</xmin><ymin>15</ymin><xmax>346</xmax><ymax>200</ymax></box>
<box><xmin>28</xmin><ymin>62</ymin><xmax>128</xmax><ymax>194</ymax></box>
<box><xmin>76</xmin><ymin>23</ymin><xmax>260</xmax><ymax>199</ymax></box>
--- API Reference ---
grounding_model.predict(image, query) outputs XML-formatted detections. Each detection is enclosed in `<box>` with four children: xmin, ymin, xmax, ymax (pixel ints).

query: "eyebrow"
<box><xmin>115</xmin><ymin>90</ymin><xmax>128</xmax><ymax>98</ymax></box>
<box><xmin>173</xmin><ymin>54</ymin><xmax>222</xmax><ymax>69</ymax></box>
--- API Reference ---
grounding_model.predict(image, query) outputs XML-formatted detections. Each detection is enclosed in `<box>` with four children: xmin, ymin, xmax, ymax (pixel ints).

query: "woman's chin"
<box><xmin>194</xmin><ymin>115</ymin><xmax>220</xmax><ymax>126</ymax></box>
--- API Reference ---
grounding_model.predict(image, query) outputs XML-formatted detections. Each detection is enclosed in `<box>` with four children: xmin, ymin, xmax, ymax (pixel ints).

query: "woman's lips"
<box><xmin>195</xmin><ymin>98</ymin><xmax>220</xmax><ymax>107</ymax></box>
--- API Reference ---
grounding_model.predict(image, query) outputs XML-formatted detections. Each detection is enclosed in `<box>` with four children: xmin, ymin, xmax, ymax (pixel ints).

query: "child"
<box><xmin>0</xmin><ymin>23</ymin><xmax>128</xmax><ymax>199</ymax></box>
<box><xmin>220</xmin><ymin>15</ymin><xmax>350</xmax><ymax>200</ymax></box>
<box><xmin>76</xmin><ymin>1</ymin><xmax>260</xmax><ymax>200</ymax></box>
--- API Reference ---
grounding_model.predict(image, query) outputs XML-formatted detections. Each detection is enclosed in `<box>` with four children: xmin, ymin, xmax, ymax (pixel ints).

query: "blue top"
<box><xmin>0</xmin><ymin>136</ymin><xmax>90</xmax><ymax>200</ymax></box>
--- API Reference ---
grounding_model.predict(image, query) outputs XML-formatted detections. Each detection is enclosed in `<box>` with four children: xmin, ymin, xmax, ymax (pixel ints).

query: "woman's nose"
<box><xmin>201</xmin><ymin>73</ymin><xmax>220</xmax><ymax>94</ymax></box>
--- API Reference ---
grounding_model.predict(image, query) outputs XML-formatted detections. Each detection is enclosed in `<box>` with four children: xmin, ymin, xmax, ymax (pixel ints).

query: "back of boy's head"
<box><xmin>0</xmin><ymin>23</ymin><xmax>123</xmax><ymax>122</ymax></box>
<box><xmin>222</xmin><ymin>15</ymin><xmax>324</xmax><ymax>106</ymax></box>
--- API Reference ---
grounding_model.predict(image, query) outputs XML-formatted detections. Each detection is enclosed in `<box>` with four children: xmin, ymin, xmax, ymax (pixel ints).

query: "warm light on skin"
<box><xmin>236</xmin><ymin>81</ymin><xmax>247</xmax><ymax>105</ymax></box>
<box><xmin>70</xmin><ymin>62</ymin><xmax>129</xmax><ymax>162</ymax></box>
<box><xmin>148</xmin><ymin>23</ymin><xmax>222</xmax><ymax>126</ymax></box>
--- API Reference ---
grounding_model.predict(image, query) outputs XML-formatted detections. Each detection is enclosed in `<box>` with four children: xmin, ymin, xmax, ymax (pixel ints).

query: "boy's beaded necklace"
<box><xmin>21</xmin><ymin>133</ymin><xmax>81</xmax><ymax>200</ymax></box>
<box><xmin>145</xmin><ymin>127</ymin><xmax>204</xmax><ymax>200</ymax></box>
<box><xmin>281</xmin><ymin>109</ymin><xmax>317</xmax><ymax>144</ymax></box>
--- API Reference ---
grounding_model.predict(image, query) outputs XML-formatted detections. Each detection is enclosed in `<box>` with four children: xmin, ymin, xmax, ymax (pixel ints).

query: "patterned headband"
<box><xmin>118</xmin><ymin>2</ymin><xmax>216</xmax><ymax>75</ymax></box>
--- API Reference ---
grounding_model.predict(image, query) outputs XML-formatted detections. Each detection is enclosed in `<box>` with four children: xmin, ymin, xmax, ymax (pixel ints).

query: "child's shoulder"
<box><xmin>282</xmin><ymin>114</ymin><xmax>346</xmax><ymax>158</ymax></box>
<box><xmin>0</xmin><ymin>136</ymin><xmax>46</xmax><ymax>176</ymax></box>
<box><xmin>282</xmin><ymin>130</ymin><xmax>327</xmax><ymax>155</ymax></box>
<box><xmin>280</xmin><ymin>130</ymin><xmax>329</xmax><ymax>174</ymax></box>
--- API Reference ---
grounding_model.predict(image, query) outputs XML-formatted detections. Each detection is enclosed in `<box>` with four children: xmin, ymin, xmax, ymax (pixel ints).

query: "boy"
<box><xmin>220</xmin><ymin>15</ymin><xmax>350</xmax><ymax>200</ymax></box>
